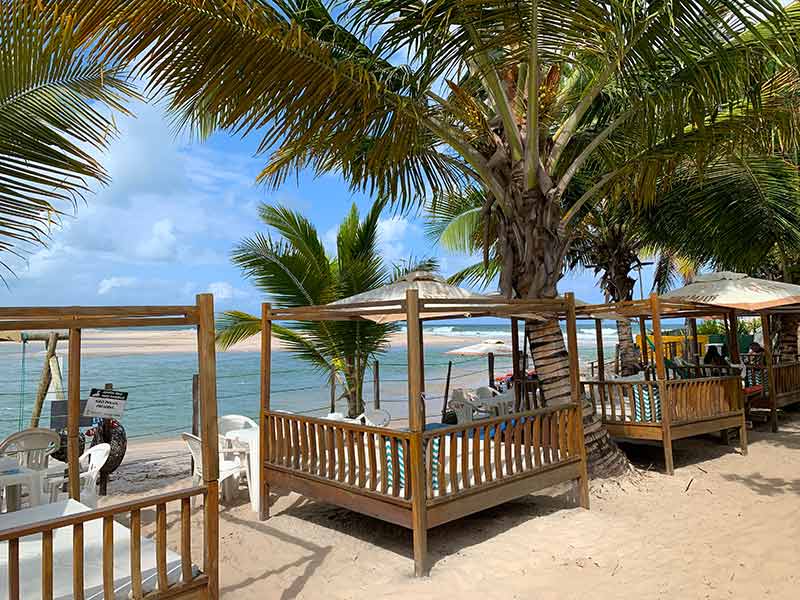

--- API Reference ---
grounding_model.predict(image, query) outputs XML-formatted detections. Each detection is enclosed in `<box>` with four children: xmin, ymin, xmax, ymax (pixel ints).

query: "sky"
<box><xmin>2</xmin><ymin>100</ymin><xmax>657</xmax><ymax>314</ymax></box>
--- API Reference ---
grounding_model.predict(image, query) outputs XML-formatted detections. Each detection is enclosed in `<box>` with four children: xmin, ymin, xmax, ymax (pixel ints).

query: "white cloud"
<box><xmin>97</xmin><ymin>276</ymin><xmax>137</xmax><ymax>295</ymax></box>
<box><xmin>207</xmin><ymin>281</ymin><xmax>235</xmax><ymax>300</ymax></box>
<box><xmin>134</xmin><ymin>218</ymin><xmax>178</xmax><ymax>261</ymax></box>
<box><xmin>377</xmin><ymin>216</ymin><xmax>415</xmax><ymax>262</ymax></box>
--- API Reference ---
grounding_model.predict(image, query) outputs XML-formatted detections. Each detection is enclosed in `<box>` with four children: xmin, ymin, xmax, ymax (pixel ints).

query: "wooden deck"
<box><xmin>744</xmin><ymin>362</ymin><xmax>800</xmax><ymax>431</ymax></box>
<box><xmin>581</xmin><ymin>375</ymin><xmax>747</xmax><ymax>474</ymax></box>
<box><xmin>263</xmin><ymin>403</ymin><xmax>589</xmax><ymax>569</ymax></box>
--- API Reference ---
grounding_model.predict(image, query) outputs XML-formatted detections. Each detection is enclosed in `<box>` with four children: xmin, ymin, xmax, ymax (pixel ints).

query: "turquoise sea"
<box><xmin>0</xmin><ymin>323</ymin><xmax>620</xmax><ymax>440</ymax></box>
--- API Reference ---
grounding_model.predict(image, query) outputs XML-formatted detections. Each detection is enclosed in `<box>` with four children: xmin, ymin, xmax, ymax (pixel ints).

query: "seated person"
<box><xmin>703</xmin><ymin>346</ymin><xmax>726</xmax><ymax>375</ymax></box>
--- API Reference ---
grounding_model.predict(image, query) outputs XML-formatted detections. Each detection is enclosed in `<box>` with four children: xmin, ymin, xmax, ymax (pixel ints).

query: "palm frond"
<box><xmin>0</xmin><ymin>2</ymin><xmax>135</xmax><ymax>265</ymax></box>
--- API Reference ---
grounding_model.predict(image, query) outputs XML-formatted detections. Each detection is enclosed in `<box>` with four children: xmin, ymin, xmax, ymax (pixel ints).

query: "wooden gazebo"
<box><xmin>662</xmin><ymin>272</ymin><xmax>800</xmax><ymax>432</ymax></box>
<box><xmin>0</xmin><ymin>296</ymin><xmax>220</xmax><ymax>600</ymax></box>
<box><xmin>258</xmin><ymin>291</ymin><xmax>590</xmax><ymax>576</ymax></box>
<box><xmin>577</xmin><ymin>293</ymin><xmax>747</xmax><ymax>475</ymax></box>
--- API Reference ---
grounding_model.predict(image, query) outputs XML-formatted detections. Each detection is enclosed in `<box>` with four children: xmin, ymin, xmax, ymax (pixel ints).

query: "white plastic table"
<box><xmin>0</xmin><ymin>466</ymin><xmax>41</xmax><ymax>508</ymax></box>
<box><xmin>224</xmin><ymin>428</ymin><xmax>260</xmax><ymax>513</ymax></box>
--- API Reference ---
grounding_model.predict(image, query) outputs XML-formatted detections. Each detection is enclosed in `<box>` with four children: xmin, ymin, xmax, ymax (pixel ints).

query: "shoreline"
<box><xmin>32</xmin><ymin>328</ymin><xmax>502</xmax><ymax>357</ymax></box>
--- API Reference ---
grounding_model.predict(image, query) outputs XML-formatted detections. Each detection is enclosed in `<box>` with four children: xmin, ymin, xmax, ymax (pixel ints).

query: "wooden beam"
<box><xmin>511</xmin><ymin>318</ymin><xmax>522</xmax><ymax>411</ymax></box>
<box><xmin>689</xmin><ymin>318</ymin><xmax>699</xmax><ymax>364</ymax></box>
<box><xmin>260</xmin><ymin>303</ymin><xmax>272</xmax><ymax>521</ymax></box>
<box><xmin>67</xmin><ymin>328</ymin><xmax>81</xmax><ymax>500</ymax></box>
<box><xmin>565</xmin><ymin>293</ymin><xmax>589</xmax><ymax>508</ymax></box>
<box><xmin>761</xmin><ymin>312</ymin><xmax>778</xmax><ymax>433</ymax></box>
<box><xmin>728</xmin><ymin>312</ymin><xmax>741</xmax><ymax>363</ymax></box>
<box><xmin>594</xmin><ymin>318</ymin><xmax>607</xmax><ymax>415</ymax></box>
<box><xmin>404</xmin><ymin>288</ymin><xmax>427</xmax><ymax>576</ymax></box>
<box><xmin>639</xmin><ymin>316</ymin><xmax>649</xmax><ymax>370</ymax></box>
<box><xmin>196</xmin><ymin>294</ymin><xmax>219</xmax><ymax>600</ymax></box>
<box><xmin>373</xmin><ymin>361</ymin><xmax>380</xmax><ymax>409</ymax></box>
<box><xmin>650</xmin><ymin>293</ymin><xmax>673</xmax><ymax>475</ymax></box>
<box><xmin>30</xmin><ymin>332</ymin><xmax>58</xmax><ymax>428</ymax></box>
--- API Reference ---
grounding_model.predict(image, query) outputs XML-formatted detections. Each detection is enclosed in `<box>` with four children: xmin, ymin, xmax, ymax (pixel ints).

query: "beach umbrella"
<box><xmin>328</xmin><ymin>270</ymin><xmax>494</xmax><ymax>323</ymax></box>
<box><xmin>446</xmin><ymin>339</ymin><xmax>514</xmax><ymax>356</ymax></box>
<box><xmin>662</xmin><ymin>271</ymin><xmax>800</xmax><ymax>312</ymax></box>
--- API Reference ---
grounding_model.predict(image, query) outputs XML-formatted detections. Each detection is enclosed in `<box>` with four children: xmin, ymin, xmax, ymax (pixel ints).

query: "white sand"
<box><xmin>60</xmin><ymin>329</ymin><xmax>484</xmax><ymax>356</ymax></box>
<box><xmin>103</xmin><ymin>412</ymin><xmax>800</xmax><ymax>599</ymax></box>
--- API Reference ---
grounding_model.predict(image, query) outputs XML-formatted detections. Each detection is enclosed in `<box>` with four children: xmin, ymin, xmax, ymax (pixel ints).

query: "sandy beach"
<box><xmin>106</xmin><ymin>412</ymin><xmax>800</xmax><ymax>599</ymax></box>
<box><xmin>57</xmin><ymin>329</ymin><xmax>488</xmax><ymax>356</ymax></box>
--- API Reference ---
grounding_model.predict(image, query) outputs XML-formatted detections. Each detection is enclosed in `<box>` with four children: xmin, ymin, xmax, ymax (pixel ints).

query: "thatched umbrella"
<box><xmin>662</xmin><ymin>271</ymin><xmax>800</xmax><ymax>311</ymax></box>
<box><xmin>329</xmin><ymin>270</ymin><xmax>493</xmax><ymax>323</ymax></box>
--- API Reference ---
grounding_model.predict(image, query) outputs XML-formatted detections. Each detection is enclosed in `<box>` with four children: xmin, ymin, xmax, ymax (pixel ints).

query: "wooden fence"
<box><xmin>264</xmin><ymin>404</ymin><xmax>587</xmax><ymax>530</ymax></box>
<box><xmin>0</xmin><ymin>487</ymin><xmax>210</xmax><ymax>600</ymax></box>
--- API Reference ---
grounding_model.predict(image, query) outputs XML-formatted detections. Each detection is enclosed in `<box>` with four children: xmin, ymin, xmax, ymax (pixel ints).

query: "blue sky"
<box><xmin>3</xmin><ymin>100</ymin><xmax>656</xmax><ymax>313</ymax></box>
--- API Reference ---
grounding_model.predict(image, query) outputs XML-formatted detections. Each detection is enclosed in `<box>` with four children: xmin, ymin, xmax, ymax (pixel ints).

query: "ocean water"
<box><xmin>0</xmin><ymin>323</ymin><xmax>620</xmax><ymax>440</ymax></box>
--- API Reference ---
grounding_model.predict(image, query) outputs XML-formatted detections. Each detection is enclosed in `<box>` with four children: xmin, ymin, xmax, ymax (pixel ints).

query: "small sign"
<box><xmin>84</xmin><ymin>388</ymin><xmax>129</xmax><ymax>419</ymax></box>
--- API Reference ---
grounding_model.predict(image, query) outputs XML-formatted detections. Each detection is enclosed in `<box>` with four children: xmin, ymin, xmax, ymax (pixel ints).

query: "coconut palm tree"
<box><xmin>67</xmin><ymin>0</ymin><xmax>800</xmax><ymax>473</ymax></box>
<box><xmin>217</xmin><ymin>200</ymin><xmax>436</xmax><ymax>417</ymax></box>
<box><xmin>0</xmin><ymin>2</ymin><xmax>134</xmax><ymax>276</ymax></box>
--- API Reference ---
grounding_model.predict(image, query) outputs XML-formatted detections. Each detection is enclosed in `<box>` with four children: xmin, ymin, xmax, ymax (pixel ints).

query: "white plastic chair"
<box><xmin>354</xmin><ymin>409</ymin><xmax>391</xmax><ymax>427</ymax></box>
<box><xmin>182</xmin><ymin>433</ymin><xmax>246</xmax><ymax>505</ymax></box>
<box><xmin>218</xmin><ymin>415</ymin><xmax>258</xmax><ymax>436</ymax></box>
<box><xmin>0</xmin><ymin>428</ymin><xmax>60</xmax><ymax>470</ymax></box>
<box><xmin>0</xmin><ymin>428</ymin><xmax>60</xmax><ymax>509</ymax></box>
<box><xmin>219</xmin><ymin>414</ymin><xmax>258</xmax><ymax>458</ymax></box>
<box><xmin>46</xmin><ymin>443</ymin><xmax>111</xmax><ymax>508</ymax></box>
<box><xmin>475</xmin><ymin>386</ymin><xmax>499</xmax><ymax>401</ymax></box>
<box><xmin>448</xmin><ymin>389</ymin><xmax>488</xmax><ymax>424</ymax></box>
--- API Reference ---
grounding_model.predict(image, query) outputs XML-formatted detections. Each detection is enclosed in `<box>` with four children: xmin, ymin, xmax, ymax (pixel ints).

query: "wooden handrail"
<box><xmin>422</xmin><ymin>403</ymin><xmax>578</xmax><ymax>439</ymax></box>
<box><xmin>0</xmin><ymin>486</ymin><xmax>207</xmax><ymax>541</ymax></box>
<box><xmin>264</xmin><ymin>411</ymin><xmax>414</xmax><ymax>439</ymax></box>
<box><xmin>0</xmin><ymin>305</ymin><xmax>198</xmax><ymax>318</ymax></box>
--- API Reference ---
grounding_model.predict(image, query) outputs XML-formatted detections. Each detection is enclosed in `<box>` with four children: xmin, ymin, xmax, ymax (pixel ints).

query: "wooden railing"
<box><xmin>0</xmin><ymin>486</ymin><xmax>209</xmax><ymax>600</ymax></box>
<box><xmin>582</xmin><ymin>376</ymin><xmax>742</xmax><ymax>425</ymax></box>
<box><xmin>266</xmin><ymin>411</ymin><xmax>414</xmax><ymax>503</ymax></box>
<box><xmin>582</xmin><ymin>380</ymin><xmax>662</xmax><ymax>424</ymax></box>
<box><xmin>664</xmin><ymin>376</ymin><xmax>743</xmax><ymax>422</ymax></box>
<box><xmin>422</xmin><ymin>404</ymin><xmax>583</xmax><ymax>502</ymax></box>
<box><xmin>773</xmin><ymin>362</ymin><xmax>800</xmax><ymax>397</ymax></box>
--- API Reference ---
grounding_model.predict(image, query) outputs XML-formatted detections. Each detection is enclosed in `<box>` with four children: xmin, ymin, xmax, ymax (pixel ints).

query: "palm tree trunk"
<box><xmin>503</xmin><ymin>189</ymin><xmax>630</xmax><ymax>478</ymax></box>
<box><xmin>616</xmin><ymin>318</ymin><xmax>640</xmax><ymax>376</ymax></box>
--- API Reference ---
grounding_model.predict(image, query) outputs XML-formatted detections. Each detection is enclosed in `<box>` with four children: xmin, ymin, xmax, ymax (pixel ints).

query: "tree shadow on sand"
<box><xmin>617</xmin><ymin>435</ymin><xmax>744</xmax><ymax>474</ymax></box>
<box><xmin>219</xmin><ymin>510</ymin><xmax>333</xmax><ymax>600</ymax></box>
<box><xmin>273</xmin><ymin>482</ymin><xmax>583</xmax><ymax>571</ymax></box>
<box><xmin>720</xmin><ymin>471</ymin><xmax>800</xmax><ymax>497</ymax></box>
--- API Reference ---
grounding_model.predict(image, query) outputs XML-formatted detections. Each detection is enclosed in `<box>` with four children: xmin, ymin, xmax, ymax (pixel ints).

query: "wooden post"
<box><xmin>260</xmin><ymin>303</ymin><xmax>272</xmax><ymax>521</ymax></box>
<box><xmin>196</xmin><ymin>294</ymin><xmax>219</xmax><ymax>599</ymax></box>
<box><xmin>67</xmin><ymin>329</ymin><xmax>82</xmax><ymax>500</ymax></box>
<box><xmin>650</xmin><ymin>294</ymin><xmax>673</xmax><ymax>475</ymax></box>
<box><xmin>761</xmin><ymin>312</ymin><xmax>778</xmax><ymax>433</ymax></box>
<box><xmin>191</xmin><ymin>374</ymin><xmax>199</xmax><ymax>476</ymax></box>
<box><xmin>522</xmin><ymin>321</ymin><xmax>530</xmax><ymax>407</ymax></box>
<box><xmin>488</xmin><ymin>352</ymin><xmax>495</xmax><ymax>389</ymax></box>
<box><xmin>511</xmin><ymin>318</ymin><xmax>522</xmax><ymax>411</ymax></box>
<box><xmin>595</xmin><ymin>319</ymin><xmax>607</xmax><ymax>410</ymax></box>
<box><xmin>405</xmin><ymin>289</ymin><xmax>427</xmax><ymax>576</ymax></box>
<box><xmin>30</xmin><ymin>332</ymin><xmax>58</xmax><ymax>428</ymax></box>
<box><xmin>329</xmin><ymin>371</ymin><xmax>336</xmax><ymax>414</ymax></box>
<box><xmin>98</xmin><ymin>383</ymin><xmax>113</xmax><ymax>496</ymax></box>
<box><xmin>373</xmin><ymin>361</ymin><xmax>380</xmax><ymax>409</ymax></box>
<box><xmin>728</xmin><ymin>312</ymin><xmax>741</xmax><ymax>363</ymax></box>
<box><xmin>441</xmin><ymin>360</ymin><xmax>452</xmax><ymax>419</ymax></box>
<box><xmin>639</xmin><ymin>316</ymin><xmax>649</xmax><ymax>370</ymax></box>
<box><xmin>565</xmin><ymin>293</ymin><xmax>589</xmax><ymax>509</ymax></box>
<box><xmin>689</xmin><ymin>318</ymin><xmax>699</xmax><ymax>364</ymax></box>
